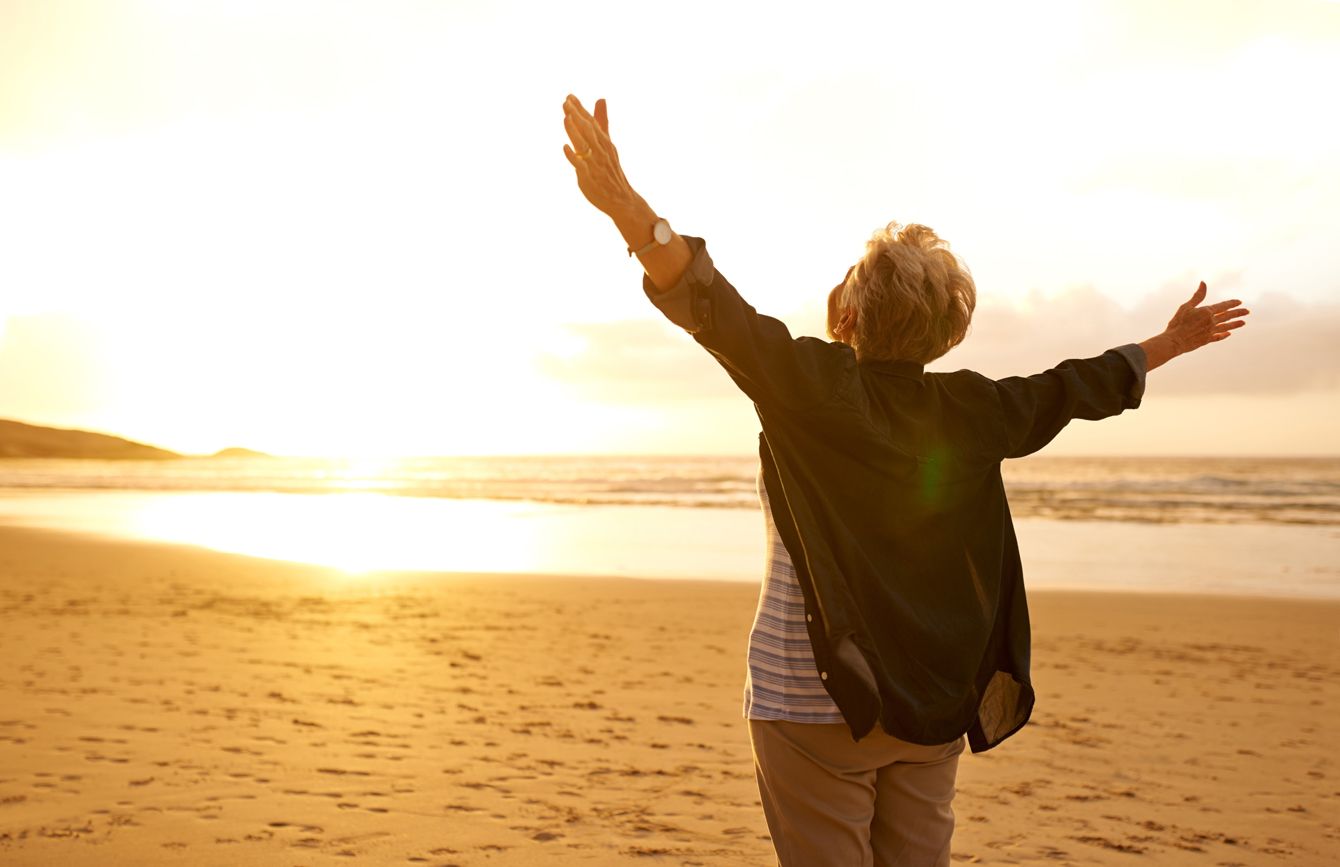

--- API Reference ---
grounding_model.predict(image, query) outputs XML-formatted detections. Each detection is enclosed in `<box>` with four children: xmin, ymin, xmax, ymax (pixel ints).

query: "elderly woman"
<box><xmin>561</xmin><ymin>95</ymin><xmax>1249</xmax><ymax>867</ymax></box>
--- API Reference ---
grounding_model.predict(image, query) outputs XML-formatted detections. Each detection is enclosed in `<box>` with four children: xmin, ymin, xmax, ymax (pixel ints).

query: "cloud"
<box><xmin>538</xmin><ymin>284</ymin><xmax>1340</xmax><ymax>403</ymax></box>
<box><xmin>536</xmin><ymin>319</ymin><xmax>742</xmax><ymax>403</ymax></box>
<box><xmin>940</xmin><ymin>282</ymin><xmax>1340</xmax><ymax>396</ymax></box>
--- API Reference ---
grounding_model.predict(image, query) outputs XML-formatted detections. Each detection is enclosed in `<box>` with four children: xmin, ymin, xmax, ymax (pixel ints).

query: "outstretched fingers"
<box><xmin>1206</xmin><ymin>300</ymin><xmax>1250</xmax><ymax>338</ymax></box>
<box><xmin>1207</xmin><ymin>306</ymin><xmax>1250</xmax><ymax>344</ymax></box>
<box><xmin>1205</xmin><ymin>297</ymin><xmax>1244</xmax><ymax>314</ymax></box>
<box><xmin>561</xmin><ymin>93</ymin><xmax>636</xmax><ymax>220</ymax></box>
<box><xmin>565</xmin><ymin>94</ymin><xmax>614</xmax><ymax>155</ymax></box>
<box><xmin>564</xmin><ymin>96</ymin><xmax>596</xmax><ymax>137</ymax></box>
<box><xmin>564</xmin><ymin>110</ymin><xmax>593</xmax><ymax>155</ymax></box>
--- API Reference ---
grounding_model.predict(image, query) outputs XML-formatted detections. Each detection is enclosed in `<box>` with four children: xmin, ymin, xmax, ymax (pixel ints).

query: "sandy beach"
<box><xmin>0</xmin><ymin>525</ymin><xmax>1336</xmax><ymax>866</ymax></box>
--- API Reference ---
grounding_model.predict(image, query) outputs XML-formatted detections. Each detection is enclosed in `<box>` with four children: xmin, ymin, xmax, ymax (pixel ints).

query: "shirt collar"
<box><xmin>860</xmin><ymin>358</ymin><xmax>925</xmax><ymax>380</ymax></box>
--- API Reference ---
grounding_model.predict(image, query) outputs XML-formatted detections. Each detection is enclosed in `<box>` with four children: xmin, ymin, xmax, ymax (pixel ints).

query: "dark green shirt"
<box><xmin>644</xmin><ymin>235</ymin><xmax>1146</xmax><ymax>753</ymax></box>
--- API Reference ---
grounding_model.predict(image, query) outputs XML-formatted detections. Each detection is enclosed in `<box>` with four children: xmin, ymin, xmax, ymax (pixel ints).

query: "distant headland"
<box><xmin>0</xmin><ymin>419</ymin><xmax>267</xmax><ymax>460</ymax></box>
<box><xmin>208</xmin><ymin>447</ymin><xmax>270</xmax><ymax>459</ymax></box>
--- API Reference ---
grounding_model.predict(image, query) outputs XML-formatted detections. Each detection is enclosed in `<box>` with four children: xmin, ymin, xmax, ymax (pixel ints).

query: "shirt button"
<box><xmin>820</xmin><ymin>671</ymin><xmax>828</xmax><ymax>681</ymax></box>
<box><xmin>806</xmin><ymin>614</ymin><xmax>813</xmax><ymax>622</ymax></box>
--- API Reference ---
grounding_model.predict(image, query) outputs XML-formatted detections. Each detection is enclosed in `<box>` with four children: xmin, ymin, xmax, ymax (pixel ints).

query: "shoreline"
<box><xmin>2</xmin><ymin>525</ymin><xmax>1337</xmax><ymax>865</ymax></box>
<box><xmin>2</xmin><ymin>493</ymin><xmax>1337</xmax><ymax>599</ymax></box>
<box><xmin>0</xmin><ymin>521</ymin><xmax>1333</xmax><ymax>605</ymax></box>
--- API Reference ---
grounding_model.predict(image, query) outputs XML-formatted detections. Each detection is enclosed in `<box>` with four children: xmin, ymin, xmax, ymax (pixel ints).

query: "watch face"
<box><xmin>654</xmin><ymin>219</ymin><xmax>673</xmax><ymax>245</ymax></box>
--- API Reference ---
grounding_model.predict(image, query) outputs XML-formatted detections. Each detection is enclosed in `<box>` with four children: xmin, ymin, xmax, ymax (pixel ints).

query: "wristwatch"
<box><xmin>628</xmin><ymin>218</ymin><xmax>673</xmax><ymax>257</ymax></box>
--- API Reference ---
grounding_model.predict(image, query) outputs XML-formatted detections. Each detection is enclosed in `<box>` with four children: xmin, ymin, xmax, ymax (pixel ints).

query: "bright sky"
<box><xmin>1</xmin><ymin>0</ymin><xmax>1337</xmax><ymax>456</ymax></box>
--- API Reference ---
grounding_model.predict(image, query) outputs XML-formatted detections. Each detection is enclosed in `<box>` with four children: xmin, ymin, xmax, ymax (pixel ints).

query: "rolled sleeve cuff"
<box><xmin>641</xmin><ymin>235</ymin><xmax>716</xmax><ymax>334</ymax></box>
<box><xmin>1113</xmin><ymin>342</ymin><xmax>1147</xmax><ymax>406</ymax></box>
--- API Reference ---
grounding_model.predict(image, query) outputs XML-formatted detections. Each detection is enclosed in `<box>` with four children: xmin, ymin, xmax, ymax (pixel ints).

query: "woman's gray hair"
<box><xmin>839</xmin><ymin>222</ymin><xmax>976</xmax><ymax>364</ymax></box>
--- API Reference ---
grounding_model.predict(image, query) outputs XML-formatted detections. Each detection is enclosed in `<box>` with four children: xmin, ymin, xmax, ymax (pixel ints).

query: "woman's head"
<box><xmin>826</xmin><ymin>222</ymin><xmax>976</xmax><ymax>364</ymax></box>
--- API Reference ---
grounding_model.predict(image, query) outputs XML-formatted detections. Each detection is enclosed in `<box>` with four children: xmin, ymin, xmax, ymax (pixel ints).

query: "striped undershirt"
<box><xmin>743</xmin><ymin>466</ymin><xmax>845</xmax><ymax>723</ymax></box>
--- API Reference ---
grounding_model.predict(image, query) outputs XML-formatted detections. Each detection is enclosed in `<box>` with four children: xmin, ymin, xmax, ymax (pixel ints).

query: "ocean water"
<box><xmin>0</xmin><ymin>455</ymin><xmax>1337</xmax><ymax>597</ymax></box>
<box><xmin>1</xmin><ymin>454</ymin><xmax>1337</xmax><ymax>525</ymax></box>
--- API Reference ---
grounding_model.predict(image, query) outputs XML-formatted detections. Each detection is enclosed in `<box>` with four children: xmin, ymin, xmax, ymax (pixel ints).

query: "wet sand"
<box><xmin>0</xmin><ymin>526</ymin><xmax>1336</xmax><ymax>865</ymax></box>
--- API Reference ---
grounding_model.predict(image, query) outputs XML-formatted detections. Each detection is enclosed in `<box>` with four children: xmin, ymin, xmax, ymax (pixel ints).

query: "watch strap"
<box><xmin>628</xmin><ymin>237</ymin><xmax>660</xmax><ymax>257</ymax></box>
<box><xmin>627</xmin><ymin>218</ymin><xmax>671</xmax><ymax>257</ymax></box>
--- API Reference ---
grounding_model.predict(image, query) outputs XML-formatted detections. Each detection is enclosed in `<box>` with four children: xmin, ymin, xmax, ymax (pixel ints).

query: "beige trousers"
<box><xmin>748</xmin><ymin>719</ymin><xmax>966</xmax><ymax>867</ymax></box>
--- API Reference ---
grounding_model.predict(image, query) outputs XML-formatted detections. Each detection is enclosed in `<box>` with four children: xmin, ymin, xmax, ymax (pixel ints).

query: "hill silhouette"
<box><xmin>0</xmin><ymin>419</ymin><xmax>181</xmax><ymax>460</ymax></box>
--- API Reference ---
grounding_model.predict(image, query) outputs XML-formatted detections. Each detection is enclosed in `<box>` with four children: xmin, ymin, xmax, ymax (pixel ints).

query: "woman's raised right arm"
<box><xmin>993</xmin><ymin>281</ymin><xmax>1251</xmax><ymax>458</ymax></box>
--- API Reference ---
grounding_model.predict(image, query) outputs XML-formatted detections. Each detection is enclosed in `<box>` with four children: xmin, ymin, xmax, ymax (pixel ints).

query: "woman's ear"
<box><xmin>836</xmin><ymin>308</ymin><xmax>857</xmax><ymax>343</ymax></box>
<box><xmin>827</xmin><ymin>275</ymin><xmax>858</xmax><ymax>343</ymax></box>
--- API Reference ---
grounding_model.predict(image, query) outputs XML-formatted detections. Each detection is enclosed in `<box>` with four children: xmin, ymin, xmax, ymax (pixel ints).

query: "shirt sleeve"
<box><xmin>992</xmin><ymin>343</ymin><xmax>1147</xmax><ymax>459</ymax></box>
<box><xmin>642</xmin><ymin>234</ymin><xmax>854</xmax><ymax>410</ymax></box>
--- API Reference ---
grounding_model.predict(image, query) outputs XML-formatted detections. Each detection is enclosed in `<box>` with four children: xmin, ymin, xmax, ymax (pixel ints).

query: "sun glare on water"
<box><xmin>129</xmin><ymin>492</ymin><xmax>545</xmax><ymax>576</ymax></box>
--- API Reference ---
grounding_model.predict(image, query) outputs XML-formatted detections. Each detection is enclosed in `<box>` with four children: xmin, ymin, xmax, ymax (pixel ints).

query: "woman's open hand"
<box><xmin>1140</xmin><ymin>282</ymin><xmax>1250</xmax><ymax>370</ymax></box>
<box><xmin>563</xmin><ymin>95</ymin><xmax>645</xmax><ymax>221</ymax></box>
<box><xmin>1163</xmin><ymin>282</ymin><xmax>1251</xmax><ymax>355</ymax></box>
